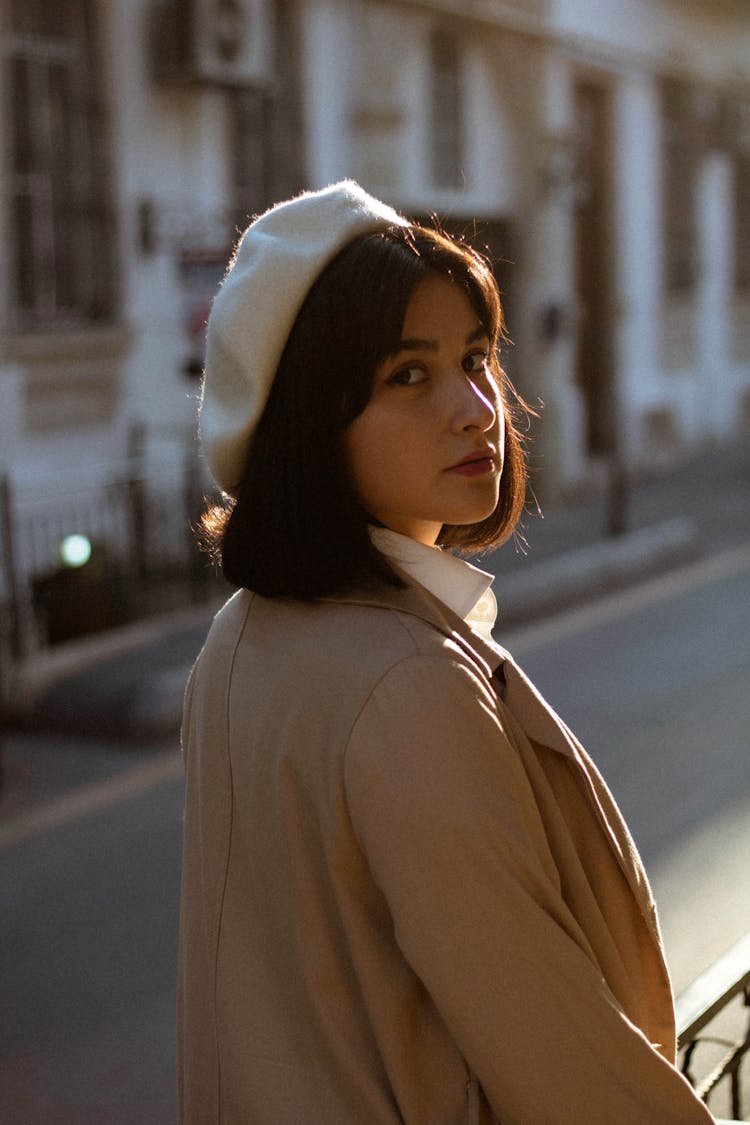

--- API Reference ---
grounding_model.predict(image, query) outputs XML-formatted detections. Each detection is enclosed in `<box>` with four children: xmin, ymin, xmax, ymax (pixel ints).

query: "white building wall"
<box><xmin>551</xmin><ymin>0</ymin><xmax>667</xmax><ymax>58</ymax></box>
<box><xmin>521</xmin><ymin>52</ymin><xmax>588</xmax><ymax>491</ymax></box>
<box><xmin>546</xmin><ymin>0</ymin><xmax>750</xmax><ymax>482</ymax></box>
<box><xmin>300</xmin><ymin>4</ymin><xmax>528</xmax><ymax>215</ymax></box>
<box><xmin>3</xmin><ymin>0</ymin><xmax>237</xmax><ymax>498</ymax></box>
<box><xmin>112</xmin><ymin>0</ymin><xmax>232</xmax><ymax>456</ymax></box>
<box><xmin>696</xmin><ymin>154</ymin><xmax>734</xmax><ymax>438</ymax></box>
<box><xmin>461</xmin><ymin>33</ymin><xmax>522</xmax><ymax>216</ymax></box>
<box><xmin>612</xmin><ymin>73</ymin><xmax>662</xmax><ymax>464</ymax></box>
<box><xmin>345</xmin><ymin>1</ymin><xmax>426</xmax><ymax>202</ymax></box>
<box><xmin>664</xmin><ymin>3</ymin><xmax>750</xmax><ymax>81</ymax></box>
<box><xmin>2</xmin><ymin>0</ymin><xmax>748</xmax><ymax>513</ymax></box>
<box><xmin>299</xmin><ymin>0</ymin><xmax>358</xmax><ymax>188</ymax></box>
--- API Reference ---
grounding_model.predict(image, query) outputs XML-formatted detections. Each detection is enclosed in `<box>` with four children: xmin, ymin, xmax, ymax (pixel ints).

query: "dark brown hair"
<box><xmin>201</xmin><ymin>223</ymin><xmax>530</xmax><ymax>599</ymax></box>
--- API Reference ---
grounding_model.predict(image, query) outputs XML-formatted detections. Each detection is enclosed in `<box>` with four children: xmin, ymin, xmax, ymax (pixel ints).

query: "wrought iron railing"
<box><xmin>0</xmin><ymin>429</ymin><xmax>225</xmax><ymax>665</ymax></box>
<box><xmin>677</xmin><ymin>930</ymin><xmax>750</xmax><ymax>1122</ymax></box>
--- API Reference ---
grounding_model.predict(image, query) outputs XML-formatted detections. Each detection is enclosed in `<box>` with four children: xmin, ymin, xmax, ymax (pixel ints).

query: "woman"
<box><xmin>178</xmin><ymin>181</ymin><xmax>713</xmax><ymax>1123</ymax></box>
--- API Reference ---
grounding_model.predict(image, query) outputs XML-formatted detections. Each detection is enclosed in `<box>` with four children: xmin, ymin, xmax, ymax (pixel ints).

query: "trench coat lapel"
<box><xmin>491</xmin><ymin>640</ymin><xmax>664</xmax><ymax>945</ymax></box>
<box><xmin>491</xmin><ymin>644</ymin><xmax>581</xmax><ymax>761</ymax></box>
<box><xmin>329</xmin><ymin>575</ymin><xmax>662</xmax><ymax>942</ymax></box>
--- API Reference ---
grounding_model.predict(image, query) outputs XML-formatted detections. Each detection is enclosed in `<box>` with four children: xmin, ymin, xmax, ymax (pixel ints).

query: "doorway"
<box><xmin>573</xmin><ymin>78</ymin><xmax>615</xmax><ymax>457</ymax></box>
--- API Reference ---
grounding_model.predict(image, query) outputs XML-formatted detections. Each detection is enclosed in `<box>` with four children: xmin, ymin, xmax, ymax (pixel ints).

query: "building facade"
<box><xmin>0</xmin><ymin>0</ymin><xmax>748</xmax><ymax>535</ymax></box>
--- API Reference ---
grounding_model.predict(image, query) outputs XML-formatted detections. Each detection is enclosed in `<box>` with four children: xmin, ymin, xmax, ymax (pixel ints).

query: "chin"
<box><xmin>451</xmin><ymin>498</ymin><xmax>500</xmax><ymax>526</ymax></box>
<box><xmin>443</xmin><ymin>510</ymin><xmax>496</xmax><ymax>530</ymax></box>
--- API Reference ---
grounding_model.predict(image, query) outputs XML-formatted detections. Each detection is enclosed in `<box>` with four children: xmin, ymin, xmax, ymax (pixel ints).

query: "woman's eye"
<box><xmin>462</xmin><ymin>351</ymin><xmax>490</xmax><ymax>374</ymax></box>
<box><xmin>389</xmin><ymin>365</ymin><xmax>426</xmax><ymax>386</ymax></box>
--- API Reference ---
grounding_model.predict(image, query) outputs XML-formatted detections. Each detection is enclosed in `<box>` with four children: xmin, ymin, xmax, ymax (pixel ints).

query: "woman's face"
<box><xmin>344</xmin><ymin>273</ymin><xmax>505</xmax><ymax>546</ymax></box>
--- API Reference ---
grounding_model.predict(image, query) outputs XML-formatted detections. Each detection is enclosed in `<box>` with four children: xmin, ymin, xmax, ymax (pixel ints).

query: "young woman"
<box><xmin>178</xmin><ymin>181</ymin><xmax>713</xmax><ymax>1124</ymax></box>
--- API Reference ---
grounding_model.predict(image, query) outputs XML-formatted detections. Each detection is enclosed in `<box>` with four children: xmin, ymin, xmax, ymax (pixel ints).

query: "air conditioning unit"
<box><xmin>151</xmin><ymin>0</ymin><xmax>273</xmax><ymax>88</ymax></box>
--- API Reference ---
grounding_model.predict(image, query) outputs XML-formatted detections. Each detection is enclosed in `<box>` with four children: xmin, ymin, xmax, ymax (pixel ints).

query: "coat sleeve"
<box><xmin>343</xmin><ymin>653</ymin><xmax>714</xmax><ymax>1125</ymax></box>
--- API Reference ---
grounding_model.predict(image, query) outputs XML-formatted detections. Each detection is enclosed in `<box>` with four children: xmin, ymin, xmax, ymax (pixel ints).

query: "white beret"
<box><xmin>200</xmin><ymin>180</ymin><xmax>408</xmax><ymax>496</ymax></box>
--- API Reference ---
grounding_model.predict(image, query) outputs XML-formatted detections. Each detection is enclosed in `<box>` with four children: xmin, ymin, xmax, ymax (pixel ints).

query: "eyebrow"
<box><xmin>394</xmin><ymin>324</ymin><xmax>489</xmax><ymax>354</ymax></box>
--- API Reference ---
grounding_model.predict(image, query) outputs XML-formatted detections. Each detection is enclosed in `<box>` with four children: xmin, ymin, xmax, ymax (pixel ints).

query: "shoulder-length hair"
<box><xmin>201</xmin><ymin>224</ymin><xmax>530</xmax><ymax>599</ymax></box>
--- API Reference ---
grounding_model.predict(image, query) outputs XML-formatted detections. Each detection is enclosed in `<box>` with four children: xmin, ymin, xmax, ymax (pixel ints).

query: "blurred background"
<box><xmin>1</xmin><ymin>1</ymin><xmax>749</xmax><ymax>1121</ymax></box>
<box><xmin>0</xmin><ymin>0</ymin><xmax>748</xmax><ymax>657</ymax></box>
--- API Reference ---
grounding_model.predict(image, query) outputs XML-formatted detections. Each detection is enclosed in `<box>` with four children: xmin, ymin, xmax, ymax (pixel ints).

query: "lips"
<box><xmin>446</xmin><ymin>448</ymin><xmax>496</xmax><ymax>473</ymax></box>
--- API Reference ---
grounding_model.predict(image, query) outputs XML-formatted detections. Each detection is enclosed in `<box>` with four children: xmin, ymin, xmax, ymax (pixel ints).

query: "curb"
<box><xmin>6</xmin><ymin>599</ymin><xmax>223</xmax><ymax>740</ymax></box>
<box><xmin>494</xmin><ymin>517</ymin><xmax>702</xmax><ymax>626</ymax></box>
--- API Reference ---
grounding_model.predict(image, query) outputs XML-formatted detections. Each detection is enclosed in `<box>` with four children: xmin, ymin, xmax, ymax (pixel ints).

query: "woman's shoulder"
<box><xmin>205</xmin><ymin>583</ymin><xmax>489</xmax><ymax>690</ymax></box>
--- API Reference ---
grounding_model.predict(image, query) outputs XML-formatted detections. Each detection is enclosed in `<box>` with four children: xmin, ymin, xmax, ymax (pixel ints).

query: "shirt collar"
<box><xmin>369</xmin><ymin>526</ymin><xmax>498</xmax><ymax>643</ymax></box>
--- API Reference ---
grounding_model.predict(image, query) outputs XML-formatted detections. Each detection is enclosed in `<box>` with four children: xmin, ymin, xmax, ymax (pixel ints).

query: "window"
<box><xmin>429</xmin><ymin>26</ymin><xmax>464</xmax><ymax>190</ymax></box>
<box><xmin>661</xmin><ymin>78</ymin><xmax>699</xmax><ymax>294</ymax></box>
<box><xmin>736</xmin><ymin>156</ymin><xmax>750</xmax><ymax>292</ymax></box>
<box><xmin>228</xmin><ymin>2</ymin><xmax>302</xmax><ymax>233</ymax></box>
<box><xmin>230</xmin><ymin>87</ymin><xmax>274</xmax><ymax>224</ymax></box>
<box><xmin>730</xmin><ymin>94</ymin><xmax>750</xmax><ymax>292</ymax></box>
<box><xmin>5</xmin><ymin>0</ymin><xmax>117</xmax><ymax>325</ymax></box>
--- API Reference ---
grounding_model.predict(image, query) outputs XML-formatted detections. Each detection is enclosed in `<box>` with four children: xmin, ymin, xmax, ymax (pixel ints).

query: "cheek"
<box><xmin>344</xmin><ymin>416</ymin><xmax>383</xmax><ymax>503</ymax></box>
<box><xmin>345</xmin><ymin>409</ymin><xmax>414</xmax><ymax>512</ymax></box>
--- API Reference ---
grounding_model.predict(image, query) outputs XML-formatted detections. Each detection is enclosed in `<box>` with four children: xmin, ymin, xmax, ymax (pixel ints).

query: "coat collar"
<box><xmin>368</xmin><ymin>527</ymin><xmax>498</xmax><ymax>642</ymax></box>
<box><xmin>323</xmin><ymin>571</ymin><xmax>578</xmax><ymax>761</ymax></box>
<box><xmin>323</xmin><ymin>567</ymin><xmax>500</xmax><ymax>680</ymax></box>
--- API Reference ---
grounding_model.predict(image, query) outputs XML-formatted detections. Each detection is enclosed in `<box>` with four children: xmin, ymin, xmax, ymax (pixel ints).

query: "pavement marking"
<box><xmin>0</xmin><ymin>751</ymin><xmax>184</xmax><ymax>851</ymax></box>
<box><xmin>501</xmin><ymin>540</ymin><xmax>750</xmax><ymax>656</ymax></box>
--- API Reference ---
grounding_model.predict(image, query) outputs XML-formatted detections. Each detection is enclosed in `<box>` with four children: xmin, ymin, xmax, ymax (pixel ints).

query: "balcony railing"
<box><xmin>677</xmin><ymin>930</ymin><xmax>750</xmax><ymax>1122</ymax></box>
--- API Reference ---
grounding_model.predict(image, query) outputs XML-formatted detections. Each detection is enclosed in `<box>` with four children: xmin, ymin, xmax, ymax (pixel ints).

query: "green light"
<box><xmin>59</xmin><ymin>534</ymin><xmax>92</xmax><ymax>568</ymax></box>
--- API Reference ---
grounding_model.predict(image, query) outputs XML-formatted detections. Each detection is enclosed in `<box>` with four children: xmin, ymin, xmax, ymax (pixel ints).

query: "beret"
<box><xmin>200</xmin><ymin>180</ymin><xmax>408</xmax><ymax>496</ymax></box>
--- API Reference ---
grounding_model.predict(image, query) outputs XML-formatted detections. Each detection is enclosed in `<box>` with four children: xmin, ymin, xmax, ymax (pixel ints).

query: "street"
<box><xmin>0</xmin><ymin>744</ymin><xmax>184</xmax><ymax>1124</ymax></box>
<box><xmin>502</xmin><ymin>542</ymin><xmax>750</xmax><ymax>994</ymax></box>
<box><xmin>2</xmin><ymin>543</ymin><xmax>749</xmax><ymax>1122</ymax></box>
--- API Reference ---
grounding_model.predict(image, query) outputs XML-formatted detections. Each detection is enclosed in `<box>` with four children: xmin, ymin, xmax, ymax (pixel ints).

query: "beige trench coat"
<box><xmin>178</xmin><ymin>575</ymin><xmax>713</xmax><ymax>1124</ymax></box>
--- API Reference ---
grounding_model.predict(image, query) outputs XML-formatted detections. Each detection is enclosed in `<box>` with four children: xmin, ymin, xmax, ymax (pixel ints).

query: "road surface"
<box><xmin>2</xmin><ymin>543</ymin><xmax>749</xmax><ymax>1122</ymax></box>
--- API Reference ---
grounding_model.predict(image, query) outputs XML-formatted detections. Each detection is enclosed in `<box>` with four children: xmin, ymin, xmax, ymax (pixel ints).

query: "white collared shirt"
<box><xmin>369</xmin><ymin>526</ymin><xmax>498</xmax><ymax>643</ymax></box>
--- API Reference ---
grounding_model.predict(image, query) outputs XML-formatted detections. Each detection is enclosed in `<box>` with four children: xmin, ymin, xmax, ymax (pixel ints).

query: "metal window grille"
<box><xmin>6</xmin><ymin>0</ymin><xmax>117</xmax><ymax>325</ymax></box>
<box><xmin>230</xmin><ymin>86</ymin><xmax>274</xmax><ymax>222</ymax></box>
<box><xmin>661</xmin><ymin>78</ymin><xmax>699</xmax><ymax>295</ymax></box>
<box><xmin>429</xmin><ymin>26</ymin><xmax>464</xmax><ymax>190</ymax></box>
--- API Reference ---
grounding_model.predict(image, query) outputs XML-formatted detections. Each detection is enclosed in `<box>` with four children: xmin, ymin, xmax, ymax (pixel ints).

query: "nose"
<box><xmin>450</xmin><ymin>372</ymin><xmax>498</xmax><ymax>433</ymax></box>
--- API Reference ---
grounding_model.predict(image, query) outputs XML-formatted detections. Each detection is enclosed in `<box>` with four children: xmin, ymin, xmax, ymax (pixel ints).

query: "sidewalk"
<box><xmin>5</xmin><ymin>438</ymin><xmax>750</xmax><ymax>743</ymax></box>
